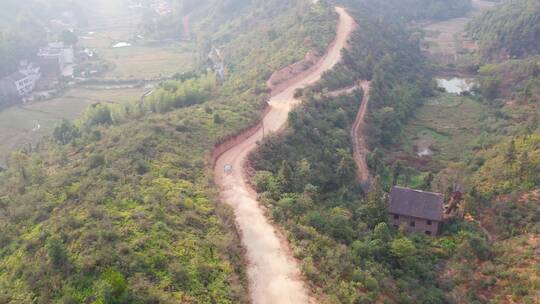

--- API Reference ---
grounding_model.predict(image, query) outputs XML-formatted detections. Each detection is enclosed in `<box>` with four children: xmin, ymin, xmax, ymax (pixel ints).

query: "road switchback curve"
<box><xmin>213</xmin><ymin>7</ymin><xmax>355</xmax><ymax>304</ymax></box>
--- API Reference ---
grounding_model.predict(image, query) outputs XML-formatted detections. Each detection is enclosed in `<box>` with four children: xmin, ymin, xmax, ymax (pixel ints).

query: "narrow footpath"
<box><xmin>213</xmin><ymin>7</ymin><xmax>355</xmax><ymax>304</ymax></box>
<box><xmin>351</xmin><ymin>81</ymin><xmax>371</xmax><ymax>184</ymax></box>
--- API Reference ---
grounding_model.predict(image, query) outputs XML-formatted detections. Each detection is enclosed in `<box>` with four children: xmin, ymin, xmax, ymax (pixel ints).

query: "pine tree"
<box><xmin>421</xmin><ymin>172</ymin><xmax>434</xmax><ymax>191</ymax></box>
<box><xmin>336</xmin><ymin>149</ymin><xmax>356</xmax><ymax>186</ymax></box>
<box><xmin>504</xmin><ymin>139</ymin><xmax>517</xmax><ymax>164</ymax></box>
<box><xmin>391</xmin><ymin>160</ymin><xmax>404</xmax><ymax>186</ymax></box>
<box><xmin>47</xmin><ymin>235</ymin><xmax>68</xmax><ymax>268</ymax></box>
<box><xmin>518</xmin><ymin>151</ymin><xmax>530</xmax><ymax>181</ymax></box>
<box><xmin>358</xmin><ymin>176</ymin><xmax>388</xmax><ymax>228</ymax></box>
<box><xmin>277</xmin><ymin>160</ymin><xmax>294</xmax><ymax>193</ymax></box>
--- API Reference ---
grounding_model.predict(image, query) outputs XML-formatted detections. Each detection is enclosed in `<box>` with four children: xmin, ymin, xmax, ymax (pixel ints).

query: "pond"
<box><xmin>436</xmin><ymin>77</ymin><xmax>476</xmax><ymax>94</ymax></box>
<box><xmin>112</xmin><ymin>42</ymin><xmax>132</xmax><ymax>48</ymax></box>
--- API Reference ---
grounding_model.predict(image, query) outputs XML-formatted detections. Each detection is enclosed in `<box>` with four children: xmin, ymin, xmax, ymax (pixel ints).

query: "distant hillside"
<box><xmin>477</xmin><ymin>55</ymin><xmax>540</xmax><ymax>104</ymax></box>
<box><xmin>467</xmin><ymin>0</ymin><xmax>540</xmax><ymax>60</ymax></box>
<box><xmin>340</xmin><ymin>0</ymin><xmax>473</xmax><ymax>22</ymax></box>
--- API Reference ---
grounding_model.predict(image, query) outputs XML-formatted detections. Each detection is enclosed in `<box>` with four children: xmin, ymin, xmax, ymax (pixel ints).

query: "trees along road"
<box><xmin>213</xmin><ymin>7</ymin><xmax>356</xmax><ymax>304</ymax></box>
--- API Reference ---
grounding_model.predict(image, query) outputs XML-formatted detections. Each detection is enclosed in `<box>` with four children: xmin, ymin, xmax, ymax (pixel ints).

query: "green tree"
<box><xmin>421</xmin><ymin>172</ymin><xmax>434</xmax><ymax>191</ymax></box>
<box><xmin>88</xmin><ymin>153</ymin><xmax>106</xmax><ymax>169</ymax></box>
<box><xmin>277</xmin><ymin>160</ymin><xmax>294</xmax><ymax>192</ymax></box>
<box><xmin>391</xmin><ymin>160</ymin><xmax>404</xmax><ymax>186</ymax></box>
<box><xmin>83</xmin><ymin>104</ymin><xmax>113</xmax><ymax>128</ymax></box>
<box><xmin>53</xmin><ymin>120</ymin><xmax>80</xmax><ymax>145</ymax></box>
<box><xmin>373</xmin><ymin>222</ymin><xmax>392</xmax><ymax>242</ymax></box>
<box><xmin>390</xmin><ymin>238</ymin><xmax>416</xmax><ymax>266</ymax></box>
<box><xmin>367</xmin><ymin>149</ymin><xmax>384</xmax><ymax>176</ymax></box>
<box><xmin>358</xmin><ymin>176</ymin><xmax>388</xmax><ymax>228</ymax></box>
<box><xmin>518</xmin><ymin>151</ymin><xmax>530</xmax><ymax>181</ymax></box>
<box><xmin>96</xmin><ymin>269</ymin><xmax>128</xmax><ymax>304</ymax></box>
<box><xmin>47</xmin><ymin>235</ymin><xmax>68</xmax><ymax>267</ymax></box>
<box><xmin>504</xmin><ymin>139</ymin><xmax>517</xmax><ymax>164</ymax></box>
<box><xmin>336</xmin><ymin>149</ymin><xmax>357</xmax><ymax>187</ymax></box>
<box><xmin>213</xmin><ymin>113</ymin><xmax>223</xmax><ymax>124</ymax></box>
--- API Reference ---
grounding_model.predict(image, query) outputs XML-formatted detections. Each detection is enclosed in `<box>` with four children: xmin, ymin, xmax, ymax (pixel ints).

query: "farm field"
<box><xmin>420</xmin><ymin>0</ymin><xmax>496</xmax><ymax>64</ymax></box>
<box><xmin>97</xmin><ymin>45</ymin><xmax>196</xmax><ymax>80</ymax></box>
<box><xmin>0</xmin><ymin>0</ymin><xmax>196</xmax><ymax>165</ymax></box>
<box><xmin>0</xmin><ymin>87</ymin><xmax>145</xmax><ymax>166</ymax></box>
<box><xmin>392</xmin><ymin>93</ymin><xmax>508</xmax><ymax>170</ymax></box>
<box><xmin>79</xmin><ymin>0</ymin><xmax>197</xmax><ymax>80</ymax></box>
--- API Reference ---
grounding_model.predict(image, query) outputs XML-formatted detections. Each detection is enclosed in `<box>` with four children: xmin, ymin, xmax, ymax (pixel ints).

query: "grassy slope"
<box><xmin>467</xmin><ymin>0</ymin><xmax>540</xmax><ymax>60</ymax></box>
<box><xmin>0</xmin><ymin>0</ymin><xmax>336</xmax><ymax>303</ymax></box>
<box><xmin>384</xmin><ymin>1</ymin><xmax>540</xmax><ymax>302</ymax></box>
<box><xmin>0</xmin><ymin>88</ymin><xmax>147</xmax><ymax>165</ymax></box>
<box><xmin>390</xmin><ymin>93</ymin><xmax>509</xmax><ymax>171</ymax></box>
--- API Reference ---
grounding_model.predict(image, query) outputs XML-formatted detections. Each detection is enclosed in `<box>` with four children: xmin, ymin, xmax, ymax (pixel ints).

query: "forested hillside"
<box><xmin>247</xmin><ymin>0</ymin><xmax>540</xmax><ymax>303</ymax></box>
<box><xmin>342</xmin><ymin>0</ymin><xmax>472</xmax><ymax>22</ymax></box>
<box><xmin>0</xmin><ymin>0</ymin><xmax>337</xmax><ymax>302</ymax></box>
<box><xmin>247</xmin><ymin>0</ymin><xmax>498</xmax><ymax>303</ymax></box>
<box><xmin>467</xmin><ymin>0</ymin><xmax>540</xmax><ymax>60</ymax></box>
<box><xmin>477</xmin><ymin>56</ymin><xmax>540</xmax><ymax>104</ymax></box>
<box><xmin>444</xmin><ymin>3</ymin><xmax>540</xmax><ymax>300</ymax></box>
<box><xmin>1</xmin><ymin>0</ymin><xmax>538</xmax><ymax>303</ymax></box>
<box><xmin>323</xmin><ymin>0</ymin><xmax>436</xmax><ymax>147</ymax></box>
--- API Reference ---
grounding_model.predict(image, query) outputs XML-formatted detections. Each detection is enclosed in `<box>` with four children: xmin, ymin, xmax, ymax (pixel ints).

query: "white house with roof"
<box><xmin>15</xmin><ymin>61</ymin><xmax>41</xmax><ymax>96</ymax></box>
<box><xmin>0</xmin><ymin>61</ymin><xmax>41</xmax><ymax>98</ymax></box>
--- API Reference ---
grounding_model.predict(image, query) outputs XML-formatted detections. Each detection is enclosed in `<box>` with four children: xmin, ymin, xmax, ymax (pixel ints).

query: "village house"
<box><xmin>389</xmin><ymin>186</ymin><xmax>444</xmax><ymax>236</ymax></box>
<box><xmin>37</xmin><ymin>42</ymin><xmax>75</xmax><ymax>79</ymax></box>
<box><xmin>0</xmin><ymin>61</ymin><xmax>41</xmax><ymax>98</ymax></box>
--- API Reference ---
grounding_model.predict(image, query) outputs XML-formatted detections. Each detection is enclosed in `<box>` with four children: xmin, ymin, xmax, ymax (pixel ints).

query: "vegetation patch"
<box><xmin>393</xmin><ymin>93</ymin><xmax>507</xmax><ymax>171</ymax></box>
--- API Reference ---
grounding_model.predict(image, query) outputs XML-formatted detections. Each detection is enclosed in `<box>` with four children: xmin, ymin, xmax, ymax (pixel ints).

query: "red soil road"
<box><xmin>213</xmin><ymin>7</ymin><xmax>355</xmax><ymax>304</ymax></box>
<box><xmin>351</xmin><ymin>81</ymin><xmax>371</xmax><ymax>183</ymax></box>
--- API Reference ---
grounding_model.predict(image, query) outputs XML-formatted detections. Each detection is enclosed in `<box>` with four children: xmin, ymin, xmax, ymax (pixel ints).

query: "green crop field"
<box><xmin>97</xmin><ymin>45</ymin><xmax>197</xmax><ymax>80</ymax></box>
<box><xmin>0</xmin><ymin>87</ymin><xmax>145</xmax><ymax>165</ymax></box>
<box><xmin>394</xmin><ymin>93</ymin><xmax>508</xmax><ymax>170</ymax></box>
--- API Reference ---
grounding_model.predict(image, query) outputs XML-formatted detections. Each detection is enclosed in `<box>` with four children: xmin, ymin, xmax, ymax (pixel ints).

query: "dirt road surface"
<box><xmin>213</xmin><ymin>7</ymin><xmax>355</xmax><ymax>304</ymax></box>
<box><xmin>351</xmin><ymin>81</ymin><xmax>371</xmax><ymax>184</ymax></box>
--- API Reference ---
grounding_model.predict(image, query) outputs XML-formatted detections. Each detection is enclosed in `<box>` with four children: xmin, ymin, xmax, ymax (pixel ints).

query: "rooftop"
<box><xmin>389</xmin><ymin>186</ymin><xmax>444</xmax><ymax>221</ymax></box>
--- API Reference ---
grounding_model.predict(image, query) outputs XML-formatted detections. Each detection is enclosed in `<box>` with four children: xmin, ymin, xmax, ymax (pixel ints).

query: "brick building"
<box><xmin>389</xmin><ymin>186</ymin><xmax>444</xmax><ymax>236</ymax></box>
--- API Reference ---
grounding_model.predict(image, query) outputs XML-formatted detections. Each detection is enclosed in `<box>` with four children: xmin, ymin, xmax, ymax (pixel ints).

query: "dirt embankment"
<box><xmin>212</xmin><ymin>7</ymin><xmax>356</xmax><ymax>304</ymax></box>
<box><xmin>210</xmin><ymin>106</ymin><xmax>271</xmax><ymax>166</ymax></box>
<box><xmin>266</xmin><ymin>50</ymin><xmax>319</xmax><ymax>94</ymax></box>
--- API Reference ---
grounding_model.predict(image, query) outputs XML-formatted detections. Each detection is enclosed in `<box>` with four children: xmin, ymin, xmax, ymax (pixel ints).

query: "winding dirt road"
<box><xmin>351</xmin><ymin>81</ymin><xmax>371</xmax><ymax>184</ymax></box>
<box><xmin>213</xmin><ymin>7</ymin><xmax>355</xmax><ymax>304</ymax></box>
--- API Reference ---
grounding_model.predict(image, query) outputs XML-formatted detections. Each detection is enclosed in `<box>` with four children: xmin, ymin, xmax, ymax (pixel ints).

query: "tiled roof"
<box><xmin>389</xmin><ymin>186</ymin><xmax>444</xmax><ymax>221</ymax></box>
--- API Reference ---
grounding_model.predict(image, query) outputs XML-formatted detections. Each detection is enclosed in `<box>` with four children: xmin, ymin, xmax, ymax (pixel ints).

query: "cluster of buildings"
<box><xmin>0</xmin><ymin>42</ymin><xmax>75</xmax><ymax>106</ymax></box>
